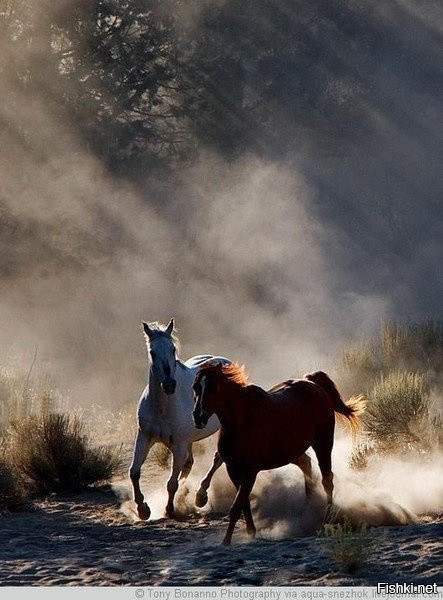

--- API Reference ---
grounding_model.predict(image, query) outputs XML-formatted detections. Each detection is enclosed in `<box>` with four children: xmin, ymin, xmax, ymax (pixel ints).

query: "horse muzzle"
<box><xmin>193</xmin><ymin>411</ymin><xmax>208</xmax><ymax>429</ymax></box>
<box><xmin>161</xmin><ymin>378</ymin><xmax>176</xmax><ymax>395</ymax></box>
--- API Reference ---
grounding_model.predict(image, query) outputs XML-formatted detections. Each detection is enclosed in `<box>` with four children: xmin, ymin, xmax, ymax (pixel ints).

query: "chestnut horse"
<box><xmin>192</xmin><ymin>362</ymin><xmax>365</xmax><ymax>545</ymax></box>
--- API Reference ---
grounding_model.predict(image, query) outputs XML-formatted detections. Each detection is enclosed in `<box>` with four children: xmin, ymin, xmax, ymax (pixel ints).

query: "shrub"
<box><xmin>10</xmin><ymin>413</ymin><xmax>123</xmax><ymax>494</ymax></box>
<box><xmin>0</xmin><ymin>440</ymin><xmax>28</xmax><ymax>510</ymax></box>
<box><xmin>323</xmin><ymin>517</ymin><xmax>373</xmax><ymax>575</ymax></box>
<box><xmin>339</xmin><ymin>319</ymin><xmax>443</xmax><ymax>398</ymax></box>
<box><xmin>364</xmin><ymin>371</ymin><xmax>430</xmax><ymax>448</ymax></box>
<box><xmin>349</xmin><ymin>371</ymin><xmax>442</xmax><ymax>466</ymax></box>
<box><xmin>339</xmin><ymin>319</ymin><xmax>443</xmax><ymax>465</ymax></box>
<box><xmin>348</xmin><ymin>440</ymin><xmax>378</xmax><ymax>471</ymax></box>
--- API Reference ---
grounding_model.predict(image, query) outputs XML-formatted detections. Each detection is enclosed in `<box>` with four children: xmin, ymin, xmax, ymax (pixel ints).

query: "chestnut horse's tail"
<box><xmin>304</xmin><ymin>371</ymin><xmax>365</xmax><ymax>439</ymax></box>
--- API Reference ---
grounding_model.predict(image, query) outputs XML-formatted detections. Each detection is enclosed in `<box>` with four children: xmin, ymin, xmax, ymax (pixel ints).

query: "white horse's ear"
<box><xmin>165</xmin><ymin>318</ymin><xmax>175</xmax><ymax>335</ymax></box>
<box><xmin>142</xmin><ymin>321</ymin><xmax>153</xmax><ymax>338</ymax></box>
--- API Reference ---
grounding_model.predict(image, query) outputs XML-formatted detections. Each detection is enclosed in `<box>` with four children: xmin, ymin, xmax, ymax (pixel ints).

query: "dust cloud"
<box><xmin>1</xmin><ymin>1</ymin><xmax>442</xmax><ymax>537</ymax></box>
<box><xmin>116</xmin><ymin>434</ymin><xmax>442</xmax><ymax>537</ymax></box>
<box><xmin>1</xmin><ymin>91</ymin><xmax>388</xmax><ymax>407</ymax></box>
<box><xmin>2</xmin><ymin>1</ymin><xmax>441</xmax><ymax>409</ymax></box>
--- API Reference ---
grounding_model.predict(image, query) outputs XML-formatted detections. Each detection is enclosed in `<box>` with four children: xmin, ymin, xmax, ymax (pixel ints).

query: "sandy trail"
<box><xmin>0</xmin><ymin>483</ymin><xmax>441</xmax><ymax>587</ymax></box>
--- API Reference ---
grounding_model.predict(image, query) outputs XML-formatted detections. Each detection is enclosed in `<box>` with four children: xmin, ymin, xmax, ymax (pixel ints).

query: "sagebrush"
<box><xmin>339</xmin><ymin>319</ymin><xmax>442</xmax><ymax>397</ymax></box>
<box><xmin>364</xmin><ymin>371</ymin><xmax>431</xmax><ymax>448</ymax></box>
<box><xmin>340</xmin><ymin>319</ymin><xmax>443</xmax><ymax>466</ymax></box>
<box><xmin>10</xmin><ymin>413</ymin><xmax>123</xmax><ymax>494</ymax></box>
<box><xmin>0</xmin><ymin>439</ymin><xmax>28</xmax><ymax>510</ymax></box>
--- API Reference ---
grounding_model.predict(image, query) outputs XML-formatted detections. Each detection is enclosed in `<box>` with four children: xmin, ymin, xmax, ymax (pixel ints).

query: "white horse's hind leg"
<box><xmin>196</xmin><ymin>451</ymin><xmax>223</xmax><ymax>508</ymax></box>
<box><xmin>129</xmin><ymin>429</ymin><xmax>153</xmax><ymax>520</ymax></box>
<box><xmin>179</xmin><ymin>443</ymin><xmax>194</xmax><ymax>480</ymax></box>
<box><xmin>166</xmin><ymin>444</ymin><xmax>188</xmax><ymax>518</ymax></box>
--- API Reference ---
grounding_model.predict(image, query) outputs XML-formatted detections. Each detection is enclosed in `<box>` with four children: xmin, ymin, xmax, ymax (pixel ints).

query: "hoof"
<box><xmin>165</xmin><ymin>506</ymin><xmax>175</xmax><ymax>519</ymax></box>
<box><xmin>195</xmin><ymin>490</ymin><xmax>208</xmax><ymax>508</ymax></box>
<box><xmin>221</xmin><ymin>537</ymin><xmax>231</xmax><ymax>546</ymax></box>
<box><xmin>137</xmin><ymin>502</ymin><xmax>151</xmax><ymax>521</ymax></box>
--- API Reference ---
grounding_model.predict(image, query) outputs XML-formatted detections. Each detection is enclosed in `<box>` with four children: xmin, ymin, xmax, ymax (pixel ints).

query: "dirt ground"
<box><xmin>0</xmin><ymin>483</ymin><xmax>441</xmax><ymax>587</ymax></box>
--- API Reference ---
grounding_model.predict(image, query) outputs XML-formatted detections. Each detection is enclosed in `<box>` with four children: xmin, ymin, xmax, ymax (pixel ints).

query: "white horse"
<box><xmin>129</xmin><ymin>318</ymin><xmax>230</xmax><ymax>519</ymax></box>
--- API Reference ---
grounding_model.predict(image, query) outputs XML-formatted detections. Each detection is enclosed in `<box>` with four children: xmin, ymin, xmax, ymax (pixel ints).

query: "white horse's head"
<box><xmin>142</xmin><ymin>318</ymin><xmax>178</xmax><ymax>395</ymax></box>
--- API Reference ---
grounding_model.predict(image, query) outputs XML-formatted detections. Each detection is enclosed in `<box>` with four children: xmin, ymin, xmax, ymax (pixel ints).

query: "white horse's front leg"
<box><xmin>196</xmin><ymin>451</ymin><xmax>223</xmax><ymax>508</ymax></box>
<box><xmin>129</xmin><ymin>429</ymin><xmax>153</xmax><ymax>520</ymax></box>
<box><xmin>165</xmin><ymin>444</ymin><xmax>188</xmax><ymax>518</ymax></box>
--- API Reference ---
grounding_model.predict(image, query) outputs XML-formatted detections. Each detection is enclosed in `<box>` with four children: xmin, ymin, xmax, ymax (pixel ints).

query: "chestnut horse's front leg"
<box><xmin>222</xmin><ymin>472</ymin><xmax>256</xmax><ymax>546</ymax></box>
<box><xmin>196</xmin><ymin>451</ymin><xmax>223</xmax><ymax>508</ymax></box>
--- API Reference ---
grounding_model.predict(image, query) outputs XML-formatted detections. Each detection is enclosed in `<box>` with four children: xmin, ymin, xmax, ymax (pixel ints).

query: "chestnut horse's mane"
<box><xmin>200</xmin><ymin>361</ymin><xmax>250</xmax><ymax>387</ymax></box>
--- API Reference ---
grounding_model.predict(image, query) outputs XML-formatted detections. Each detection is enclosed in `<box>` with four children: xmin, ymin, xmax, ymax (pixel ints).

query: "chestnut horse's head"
<box><xmin>192</xmin><ymin>362</ymin><xmax>248</xmax><ymax>428</ymax></box>
<box><xmin>192</xmin><ymin>362</ymin><xmax>221</xmax><ymax>428</ymax></box>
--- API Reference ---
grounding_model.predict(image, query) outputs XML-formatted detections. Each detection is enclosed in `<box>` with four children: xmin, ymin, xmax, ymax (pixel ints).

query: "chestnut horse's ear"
<box><xmin>142</xmin><ymin>321</ymin><xmax>153</xmax><ymax>338</ymax></box>
<box><xmin>165</xmin><ymin>318</ymin><xmax>175</xmax><ymax>335</ymax></box>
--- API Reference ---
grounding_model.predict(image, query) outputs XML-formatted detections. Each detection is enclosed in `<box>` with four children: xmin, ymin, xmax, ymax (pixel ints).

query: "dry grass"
<box><xmin>9</xmin><ymin>413</ymin><xmax>123</xmax><ymax>494</ymax></box>
<box><xmin>323</xmin><ymin>517</ymin><xmax>374</xmax><ymax>575</ymax></box>
<box><xmin>78</xmin><ymin>402</ymin><xmax>137</xmax><ymax>447</ymax></box>
<box><xmin>0</xmin><ymin>362</ymin><xmax>63</xmax><ymax>435</ymax></box>
<box><xmin>339</xmin><ymin>341</ymin><xmax>381</xmax><ymax>397</ymax></box>
<box><xmin>381</xmin><ymin>319</ymin><xmax>443</xmax><ymax>376</ymax></box>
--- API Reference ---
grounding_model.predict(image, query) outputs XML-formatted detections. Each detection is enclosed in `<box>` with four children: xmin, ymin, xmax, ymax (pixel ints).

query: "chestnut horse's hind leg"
<box><xmin>195</xmin><ymin>451</ymin><xmax>223</xmax><ymax>508</ymax></box>
<box><xmin>295</xmin><ymin>452</ymin><xmax>315</xmax><ymax>499</ymax></box>
<box><xmin>312</xmin><ymin>439</ymin><xmax>334</xmax><ymax>518</ymax></box>
<box><xmin>129</xmin><ymin>429</ymin><xmax>154</xmax><ymax>520</ymax></box>
<box><xmin>242</xmin><ymin>497</ymin><xmax>256</xmax><ymax>539</ymax></box>
<box><xmin>322</xmin><ymin>472</ymin><xmax>334</xmax><ymax>505</ymax></box>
